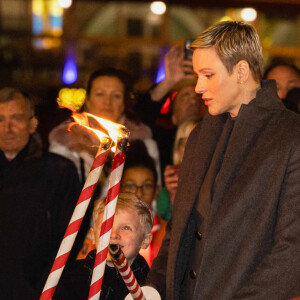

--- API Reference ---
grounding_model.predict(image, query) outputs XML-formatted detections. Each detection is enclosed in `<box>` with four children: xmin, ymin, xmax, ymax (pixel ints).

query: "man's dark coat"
<box><xmin>0</xmin><ymin>134</ymin><xmax>80</xmax><ymax>299</ymax></box>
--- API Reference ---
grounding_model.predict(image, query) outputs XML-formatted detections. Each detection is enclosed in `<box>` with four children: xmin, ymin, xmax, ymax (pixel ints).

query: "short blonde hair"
<box><xmin>190</xmin><ymin>21</ymin><xmax>264</xmax><ymax>83</ymax></box>
<box><xmin>172</xmin><ymin>116</ymin><xmax>202</xmax><ymax>165</ymax></box>
<box><xmin>93</xmin><ymin>192</ymin><xmax>153</xmax><ymax>234</ymax></box>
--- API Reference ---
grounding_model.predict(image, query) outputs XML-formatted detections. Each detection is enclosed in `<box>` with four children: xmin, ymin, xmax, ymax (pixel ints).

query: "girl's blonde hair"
<box><xmin>173</xmin><ymin>116</ymin><xmax>202</xmax><ymax>165</ymax></box>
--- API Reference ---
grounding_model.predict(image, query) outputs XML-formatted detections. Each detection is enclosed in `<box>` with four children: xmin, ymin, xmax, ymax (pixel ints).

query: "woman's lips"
<box><xmin>203</xmin><ymin>98</ymin><xmax>212</xmax><ymax>105</ymax></box>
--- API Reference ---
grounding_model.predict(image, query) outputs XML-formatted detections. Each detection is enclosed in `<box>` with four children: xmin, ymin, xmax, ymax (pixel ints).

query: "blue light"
<box><xmin>62</xmin><ymin>56</ymin><xmax>78</xmax><ymax>84</ymax></box>
<box><xmin>50</xmin><ymin>15</ymin><xmax>63</xmax><ymax>30</ymax></box>
<box><xmin>155</xmin><ymin>46</ymin><xmax>170</xmax><ymax>84</ymax></box>
<box><xmin>155</xmin><ymin>64</ymin><xmax>166</xmax><ymax>83</ymax></box>
<box><xmin>32</xmin><ymin>14</ymin><xmax>43</xmax><ymax>35</ymax></box>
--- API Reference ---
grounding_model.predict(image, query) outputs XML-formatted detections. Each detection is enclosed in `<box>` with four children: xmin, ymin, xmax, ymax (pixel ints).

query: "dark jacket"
<box><xmin>0</xmin><ymin>133</ymin><xmax>80</xmax><ymax>299</ymax></box>
<box><xmin>147</xmin><ymin>80</ymin><xmax>300</xmax><ymax>300</ymax></box>
<box><xmin>53</xmin><ymin>250</ymin><xmax>149</xmax><ymax>300</ymax></box>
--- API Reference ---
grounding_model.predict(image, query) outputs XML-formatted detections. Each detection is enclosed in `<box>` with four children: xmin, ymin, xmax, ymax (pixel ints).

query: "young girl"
<box><xmin>156</xmin><ymin>116</ymin><xmax>202</xmax><ymax>221</ymax></box>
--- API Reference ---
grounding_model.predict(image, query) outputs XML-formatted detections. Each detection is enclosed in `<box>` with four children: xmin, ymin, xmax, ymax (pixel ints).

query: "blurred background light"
<box><xmin>241</xmin><ymin>8</ymin><xmax>257</xmax><ymax>22</ymax></box>
<box><xmin>62</xmin><ymin>55</ymin><xmax>78</xmax><ymax>84</ymax></box>
<box><xmin>32</xmin><ymin>37</ymin><xmax>61</xmax><ymax>50</ymax></box>
<box><xmin>49</xmin><ymin>0</ymin><xmax>63</xmax><ymax>35</ymax></box>
<box><xmin>155</xmin><ymin>46</ymin><xmax>170</xmax><ymax>83</ymax></box>
<box><xmin>219</xmin><ymin>16</ymin><xmax>233</xmax><ymax>22</ymax></box>
<box><xmin>32</xmin><ymin>0</ymin><xmax>63</xmax><ymax>36</ymax></box>
<box><xmin>57</xmin><ymin>88</ymin><xmax>86</xmax><ymax>110</ymax></box>
<box><xmin>32</xmin><ymin>0</ymin><xmax>44</xmax><ymax>35</ymax></box>
<box><xmin>150</xmin><ymin>1</ymin><xmax>166</xmax><ymax>15</ymax></box>
<box><xmin>58</xmin><ymin>0</ymin><xmax>72</xmax><ymax>9</ymax></box>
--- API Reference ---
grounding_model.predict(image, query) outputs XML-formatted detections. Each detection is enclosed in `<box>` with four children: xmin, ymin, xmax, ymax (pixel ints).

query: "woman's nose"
<box><xmin>101</xmin><ymin>94</ymin><xmax>111</xmax><ymax>105</ymax></box>
<box><xmin>195</xmin><ymin>79</ymin><xmax>206</xmax><ymax>94</ymax></box>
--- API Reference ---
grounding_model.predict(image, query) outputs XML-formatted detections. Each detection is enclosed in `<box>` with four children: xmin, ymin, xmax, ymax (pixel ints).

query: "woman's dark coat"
<box><xmin>147</xmin><ymin>81</ymin><xmax>300</xmax><ymax>300</ymax></box>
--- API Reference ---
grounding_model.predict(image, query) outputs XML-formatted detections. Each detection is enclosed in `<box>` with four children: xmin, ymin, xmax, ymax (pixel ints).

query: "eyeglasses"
<box><xmin>121</xmin><ymin>183</ymin><xmax>155</xmax><ymax>195</ymax></box>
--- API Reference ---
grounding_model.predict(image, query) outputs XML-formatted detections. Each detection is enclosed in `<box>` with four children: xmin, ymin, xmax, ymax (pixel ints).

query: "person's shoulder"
<box><xmin>266</xmin><ymin>108</ymin><xmax>300</xmax><ymax>153</ymax></box>
<box><xmin>279</xmin><ymin>108</ymin><xmax>300</xmax><ymax>134</ymax></box>
<box><xmin>42</xmin><ymin>151</ymin><xmax>78</xmax><ymax>173</ymax></box>
<box><xmin>43</xmin><ymin>151</ymin><xmax>75</xmax><ymax>164</ymax></box>
<box><xmin>48</xmin><ymin>119</ymin><xmax>72</xmax><ymax>144</ymax></box>
<box><xmin>132</xmin><ymin>253</ymin><xmax>150</xmax><ymax>271</ymax></box>
<box><xmin>131</xmin><ymin>254</ymin><xmax>150</xmax><ymax>286</ymax></box>
<box><xmin>49</xmin><ymin>119</ymin><xmax>71</xmax><ymax>133</ymax></box>
<box><xmin>135</xmin><ymin>252</ymin><xmax>148</xmax><ymax>263</ymax></box>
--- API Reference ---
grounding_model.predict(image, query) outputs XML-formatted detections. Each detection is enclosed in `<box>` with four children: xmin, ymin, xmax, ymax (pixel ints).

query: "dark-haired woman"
<box><xmin>49</xmin><ymin>68</ymin><xmax>161</xmax><ymax>185</ymax></box>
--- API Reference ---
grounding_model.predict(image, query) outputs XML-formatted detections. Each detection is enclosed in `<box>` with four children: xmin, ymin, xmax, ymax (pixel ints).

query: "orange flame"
<box><xmin>70</xmin><ymin>112</ymin><xmax>129</xmax><ymax>152</ymax></box>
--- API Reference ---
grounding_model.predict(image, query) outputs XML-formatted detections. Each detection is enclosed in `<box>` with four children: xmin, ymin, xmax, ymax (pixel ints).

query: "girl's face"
<box><xmin>121</xmin><ymin>167</ymin><xmax>157</xmax><ymax>206</ymax></box>
<box><xmin>86</xmin><ymin>76</ymin><xmax>125</xmax><ymax>122</ymax></box>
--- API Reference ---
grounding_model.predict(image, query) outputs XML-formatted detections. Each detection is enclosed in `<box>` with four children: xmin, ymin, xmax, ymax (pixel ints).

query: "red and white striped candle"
<box><xmin>40</xmin><ymin>137</ymin><xmax>112</xmax><ymax>300</ymax></box>
<box><xmin>108</xmin><ymin>243</ymin><xmax>146</xmax><ymax>300</ymax></box>
<box><xmin>88</xmin><ymin>133</ymin><xmax>129</xmax><ymax>300</ymax></box>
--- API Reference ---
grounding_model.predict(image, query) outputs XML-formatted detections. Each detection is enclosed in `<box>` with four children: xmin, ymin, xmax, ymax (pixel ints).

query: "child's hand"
<box><xmin>164</xmin><ymin>165</ymin><xmax>180</xmax><ymax>205</ymax></box>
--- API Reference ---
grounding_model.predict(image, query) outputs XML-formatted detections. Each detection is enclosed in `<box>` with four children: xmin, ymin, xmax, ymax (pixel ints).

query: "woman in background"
<box><xmin>156</xmin><ymin>116</ymin><xmax>202</xmax><ymax>221</ymax></box>
<box><xmin>49</xmin><ymin>67</ymin><xmax>161</xmax><ymax>186</ymax></box>
<box><xmin>49</xmin><ymin>68</ymin><xmax>161</xmax><ymax>259</ymax></box>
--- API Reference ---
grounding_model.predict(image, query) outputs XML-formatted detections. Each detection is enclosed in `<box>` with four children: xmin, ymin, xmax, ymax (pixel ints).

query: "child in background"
<box><xmin>120</xmin><ymin>139</ymin><xmax>165</xmax><ymax>266</ymax></box>
<box><xmin>76</xmin><ymin>140</ymin><xmax>164</xmax><ymax>265</ymax></box>
<box><xmin>53</xmin><ymin>193</ymin><xmax>153</xmax><ymax>300</ymax></box>
<box><xmin>156</xmin><ymin>116</ymin><xmax>202</xmax><ymax>221</ymax></box>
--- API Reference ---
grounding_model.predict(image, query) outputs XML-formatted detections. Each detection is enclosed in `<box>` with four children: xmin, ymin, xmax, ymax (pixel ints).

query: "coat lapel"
<box><xmin>211</xmin><ymin>82</ymin><xmax>284</xmax><ymax>216</ymax></box>
<box><xmin>172</xmin><ymin>113</ymin><xmax>226</xmax><ymax>234</ymax></box>
<box><xmin>167</xmin><ymin>113</ymin><xmax>227</xmax><ymax>296</ymax></box>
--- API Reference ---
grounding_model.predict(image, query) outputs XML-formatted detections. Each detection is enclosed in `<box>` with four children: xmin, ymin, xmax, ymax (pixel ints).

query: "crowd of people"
<box><xmin>0</xmin><ymin>20</ymin><xmax>299</xmax><ymax>300</ymax></box>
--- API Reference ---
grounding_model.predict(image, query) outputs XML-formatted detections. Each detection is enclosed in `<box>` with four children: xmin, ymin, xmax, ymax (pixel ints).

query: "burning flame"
<box><xmin>71</xmin><ymin>112</ymin><xmax>129</xmax><ymax>152</ymax></box>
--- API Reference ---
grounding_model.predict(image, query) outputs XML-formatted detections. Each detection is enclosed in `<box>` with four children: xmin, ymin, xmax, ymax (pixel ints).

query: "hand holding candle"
<box><xmin>40</xmin><ymin>112</ymin><xmax>128</xmax><ymax>300</ymax></box>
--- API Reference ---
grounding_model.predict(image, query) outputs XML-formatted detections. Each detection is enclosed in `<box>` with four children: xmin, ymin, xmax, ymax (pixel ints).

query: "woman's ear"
<box><xmin>236</xmin><ymin>60</ymin><xmax>250</xmax><ymax>83</ymax></box>
<box><xmin>141</xmin><ymin>233</ymin><xmax>152</xmax><ymax>249</ymax></box>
